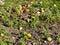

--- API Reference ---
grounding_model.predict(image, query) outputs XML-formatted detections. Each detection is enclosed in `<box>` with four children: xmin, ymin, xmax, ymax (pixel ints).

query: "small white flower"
<box><xmin>0</xmin><ymin>0</ymin><xmax>4</xmax><ymax>5</ymax></box>
<box><xmin>20</xmin><ymin>27</ymin><xmax>23</xmax><ymax>30</ymax></box>
<box><xmin>54</xmin><ymin>4</ymin><xmax>57</xmax><ymax>7</ymax></box>
<box><xmin>40</xmin><ymin>1</ymin><xmax>42</xmax><ymax>4</ymax></box>
<box><xmin>37</xmin><ymin>11</ymin><xmax>40</xmax><ymax>16</ymax></box>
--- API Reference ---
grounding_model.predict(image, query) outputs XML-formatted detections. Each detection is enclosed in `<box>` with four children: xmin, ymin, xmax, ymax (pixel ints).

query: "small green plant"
<box><xmin>0</xmin><ymin>29</ymin><xmax>8</xmax><ymax>45</ymax></box>
<box><xmin>29</xmin><ymin>13</ymin><xmax>39</xmax><ymax>28</ymax></box>
<box><xmin>0</xmin><ymin>40</ymin><xmax>7</xmax><ymax>45</ymax></box>
<box><xmin>19</xmin><ymin>31</ymin><xmax>27</xmax><ymax>45</ymax></box>
<box><xmin>56</xmin><ymin>34</ymin><xmax>60</xmax><ymax>43</ymax></box>
<box><xmin>20</xmin><ymin>20</ymin><xmax>27</xmax><ymax>27</ymax></box>
<box><xmin>20</xmin><ymin>38</ymin><xmax>26</xmax><ymax>45</ymax></box>
<box><xmin>43</xmin><ymin>28</ymin><xmax>49</xmax><ymax>37</ymax></box>
<box><xmin>1</xmin><ymin>12</ymin><xmax>10</xmax><ymax>23</ymax></box>
<box><xmin>29</xmin><ymin>7</ymin><xmax>35</xmax><ymax>13</ymax></box>
<box><xmin>7</xmin><ymin>21</ymin><xmax>14</xmax><ymax>27</ymax></box>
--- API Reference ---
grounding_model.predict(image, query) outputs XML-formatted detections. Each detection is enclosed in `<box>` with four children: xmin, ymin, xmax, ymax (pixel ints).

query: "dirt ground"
<box><xmin>0</xmin><ymin>21</ymin><xmax>60</xmax><ymax>45</ymax></box>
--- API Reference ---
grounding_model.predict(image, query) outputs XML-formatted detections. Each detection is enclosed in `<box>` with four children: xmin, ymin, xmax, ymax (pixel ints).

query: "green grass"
<box><xmin>0</xmin><ymin>0</ymin><xmax>60</xmax><ymax>45</ymax></box>
<box><xmin>0</xmin><ymin>0</ymin><xmax>60</xmax><ymax>28</ymax></box>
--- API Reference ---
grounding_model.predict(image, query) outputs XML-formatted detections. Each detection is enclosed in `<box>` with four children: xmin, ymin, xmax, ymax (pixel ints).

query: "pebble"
<box><xmin>47</xmin><ymin>37</ymin><xmax>52</xmax><ymax>42</ymax></box>
<box><xmin>26</xmin><ymin>42</ymin><xmax>31</xmax><ymax>45</ymax></box>
<box><xmin>44</xmin><ymin>41</ymin><xmax>47</xmax><ymax>43</ymax></box>
<box><xmin>33</xmin><ymin>42</ymin><xmax>36</xmax><ymax>45</ymax></box>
